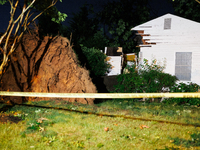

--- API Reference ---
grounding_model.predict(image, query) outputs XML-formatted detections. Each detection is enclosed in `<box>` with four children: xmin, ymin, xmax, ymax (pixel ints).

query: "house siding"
<box><xmin>141</xmin><ymin>45</ymin><xmax>200</xmax><ymax>84</ymax></box>
<box><xmin>132</xmin><ymin>14</ymin><xmax>200</xmax><ymax>85</ymax></box>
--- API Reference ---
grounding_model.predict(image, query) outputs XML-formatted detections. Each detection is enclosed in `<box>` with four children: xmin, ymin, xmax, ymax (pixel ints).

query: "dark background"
<box><xmin>0</xmin><ymin>0</ymin><xmax>174</xmax><ymax>33</ymax></box>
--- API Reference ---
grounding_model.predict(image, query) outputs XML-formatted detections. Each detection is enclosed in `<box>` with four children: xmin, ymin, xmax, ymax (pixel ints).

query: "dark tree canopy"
<box><xmin>170</xmin><ymin>0</ymin><xmax>200</xmax><ymax>22</ymax></box>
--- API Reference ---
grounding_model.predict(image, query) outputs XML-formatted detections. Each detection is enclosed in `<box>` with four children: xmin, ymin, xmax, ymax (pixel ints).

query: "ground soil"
<box><xmin>0</xmin><ymin>114</ymin><xmax>22</xmax><ymax>124</ymax></box>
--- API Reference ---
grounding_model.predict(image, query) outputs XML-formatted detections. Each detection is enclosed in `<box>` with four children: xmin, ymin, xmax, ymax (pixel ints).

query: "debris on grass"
<box><xmin>139</xmin><ymin>124</ymin><xmax>149</xmax><ymax>129</ymax></box>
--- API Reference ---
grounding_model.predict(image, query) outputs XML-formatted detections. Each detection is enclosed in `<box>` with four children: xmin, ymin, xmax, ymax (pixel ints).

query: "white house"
<box><xmin>131</xmin><ymin>13</ymin><xmax>200</xmax><ymax>85</ymax></box>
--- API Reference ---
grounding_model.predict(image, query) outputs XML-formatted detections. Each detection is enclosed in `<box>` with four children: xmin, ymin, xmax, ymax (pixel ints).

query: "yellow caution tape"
<box><xmin>0</xmin><ymin>91</ymin><xmax>200</xmax><ymax>98</ymax></box>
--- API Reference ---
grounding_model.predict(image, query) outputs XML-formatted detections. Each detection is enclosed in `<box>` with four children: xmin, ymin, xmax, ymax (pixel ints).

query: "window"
<box><xmin>164</xmin><ymin>18</ymin><xmax>171</xmax><ymax>30</ymax></box>
<box><xmin>175</xmin><ymin>52</ymin><xmax>192</xmax><ymax>81</ymax></box>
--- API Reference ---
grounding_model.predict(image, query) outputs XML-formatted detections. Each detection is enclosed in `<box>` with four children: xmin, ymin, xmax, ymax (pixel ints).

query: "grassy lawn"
<box><xmin>0</xmin><ymin>99</ymin><xmax>200</xmax><ymax>150</ymax></box>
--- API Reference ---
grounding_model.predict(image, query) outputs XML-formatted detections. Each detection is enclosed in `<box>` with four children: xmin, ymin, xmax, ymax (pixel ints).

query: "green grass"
<box><xmin>0</xmin><ymin>99</ymin><xmax>200</xmax><ymax>150</ymax></box>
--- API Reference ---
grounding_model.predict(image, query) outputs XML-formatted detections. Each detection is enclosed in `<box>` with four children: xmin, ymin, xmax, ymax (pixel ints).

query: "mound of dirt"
<box><xmin>0</xmin><ymin>32</ymin><xmax>97</xmax><ymax>104</ymax></box>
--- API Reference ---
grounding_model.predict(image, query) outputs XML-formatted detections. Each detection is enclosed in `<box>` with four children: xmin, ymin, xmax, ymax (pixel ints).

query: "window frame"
<box><xmin>164</xmin><ymin>18</ymin><xmax>172</xmax><ymax>30</ymax></box>
<box><xmin>175</xmin><ymin>52</ymin><xmax>192</xmax><ymax>81</ymax></box>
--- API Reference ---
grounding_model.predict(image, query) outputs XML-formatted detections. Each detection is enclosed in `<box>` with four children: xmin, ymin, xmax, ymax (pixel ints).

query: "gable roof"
<box><xmin>131</xmin><ymin>13</ymin><xmax>200</xmax><ymax>31</ymax></box>
<box><xmin>131</xmin><ymin>13</ymin><xmax>200</xmax><ymax>46</ymax></box>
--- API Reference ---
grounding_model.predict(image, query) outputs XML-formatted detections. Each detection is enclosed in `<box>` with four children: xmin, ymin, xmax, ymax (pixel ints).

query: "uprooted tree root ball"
<box><xmin>0</xmin><ymin>32</ymin><xmax>97</xmax><ymax>104</ymax></box>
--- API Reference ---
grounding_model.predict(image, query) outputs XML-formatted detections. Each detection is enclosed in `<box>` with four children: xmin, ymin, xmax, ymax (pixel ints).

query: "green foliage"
<box><xmin>163</xmin><ymin>82</ymin><xmax>200</xmax><ymax>105</ymax></box>
<box><xmin>107</xmin><ymin>19</ymin><xmax>137</xmax><ymax>53</ymax></box>
<box><xmin>97</xmin><ymin>143</ymin><xmax>104</xmax><ymax>148</ymax></box>
<box><xmin>31</xmin><ymin>0</ymin><xmax>67</xmax><ymax>24</ymax></box>
<box><xmin>26</xmin><ymin>121</ymin><xmax>41</xmax><ymax>133</ymax></box>
<box><xmin>1</xmin><ymin>100</ymin><xmax>200</xmax><ymax>149</ymax></box>
<box><xmin>51</xmin><ymin>11</ymin><xmax>67</xmax><ymax>24</ymax></box>
<box><xmin>66</xmin><ymin>0</ymin><xmax>150</xmax><ymax>54</ymax></box>
<box><xmin>139</xmin><ymin>59</ymin><xmax>177</xmax><ymax>93</ymax></box>
<box><xmin>62</xmin><ymin>1</ymin><xmax>150</xmax><ymax>79</ymax></box>
<box><xmin>68</xmin><ymin>4</ymin><xmax>98</xmax><ymax>46</ymax></box>
<box><xmin>81</xmin><ymin>28</ymin><xmax>109</xmax><ymax>50</ymax></box>
<box><xmin>41</xmin><ymin>130</ymin><xmax>58</xmax><ymax>138</ymax></box>
<box><xmin>38</xmin><ymin>14</ymin><xmax>62</xmax><ymax>36</ymax></box>
<box><xmin>97</xmin><ymin>0</ymin><xmax>149</xmax><ymax>28</ymax></box>
<box><xmin>170</xmin><ymin>82</ymin><xmax>200</xmax><ymax>93</ymax></box>
<box><xmin>114</xmin><ymin>65</ymin><xmax>144</xmax><ymax>94</ymax></box>
<box><xmin>0</xmin><ymin>0</ymin><xmax>7</xmax><ymax>5</ymax></box>
<box><xmin>114</xmin><ymin>59</ymin><xmax>177</xmax><ymax>94</ymax></box>
<box><xmin>97</xmin><ymin>0</ymin><xmax>150</xmax><ymax>53</ymax></box>
<box><xmin>0</xmin><ymin>0</ymin><xmax>67</xmax><ymax>24</ymax></box>
<box><xmin>170</xmin><ymin>133</ymin><xmax>200</xmax><ymax>148</ymax></box>
<box><xmin>72</xmin><ymin>141</ymin><xmax>85</xmax><ymax>148</ymax></box>
<box><xmin>66</xmin><ymin>5</ymin><xmax>109</xmax><ymax>74</ymax></box>
<box><xmin>170</xmin><ymin>0</ymin><xmax>200</xmax><ymax>22</ymax></box>
<box><xmin>80</xmin><ymin>45</ymin><xmax>110</xmax><ymax>77</ymax></box>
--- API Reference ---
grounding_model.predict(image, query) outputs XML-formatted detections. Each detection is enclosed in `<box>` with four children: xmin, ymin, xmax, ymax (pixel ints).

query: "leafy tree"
<box><xmin>64</xmin><ymin>0</ymin><xmax>150</xmax><ymax>80</ymax></box>
<box><xmin>67</xmin><ymin>4</ymin><xmax>110</xmax><ymax>75</ymax></box>
<box><xmin>80</xmin><ymin>28</ymin><xmax>109</xmax><ymax>50</ymax></box>
<box><xmin>97</xmin><ymin>0</ymin><xmax>150</xmax><ymax>53</ymax></box>
<box><xmin>67</xmin><ymin>0</ymin><xmax>150</xmax><ymax>53</ymax></box>
<box><xmin>0</xmin><ymin>0</ymin><xmax>67</xmax><ymax>75</ymax></box>
<box><xmin>170</xmin><ymin>0</ymin><xmax>200</xmax><ymax>22</ymax></box>
<box><xmin>68</xmin><ymin>7</ymin><xmax>108</xmax><ymax>50</ymax></box>
<box><xmin>98</xmin><ymin>0</ymin><xmax>149</xmax><ymax>30</ymax></box>
<box><xmin>107</xmin><ymin>19</ymin><xmax>138</xmax><ymax>53</ymax></box>
<box><xmin>67</xmin><ymin>4</ymin><xmax>98</xmax><ymax>46</ymax></box>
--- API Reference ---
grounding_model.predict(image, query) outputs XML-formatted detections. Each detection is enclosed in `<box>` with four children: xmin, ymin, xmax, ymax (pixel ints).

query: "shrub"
<box><xmin>163</xmin><ymin>82</ymin><xmax>200</xmax><ymax>105</ymax></box>
<box><xmin>114</xmin><ymin>59</ymin><xmax>177</xmax><ymax>94</ymax></box>
<box><xmin>139</xmin><ymin>59</ymin><xmax>177</xmax><ymax>93</ymax></box>
<box><xmin>114</xmin><ymin>66</ymin><xmax>144</xmax><ymax>93</ymax></box>
<box><xmin>80</xmin><ymin>45</ymin><xmax>110</xmax><ymax>77</ymax></box>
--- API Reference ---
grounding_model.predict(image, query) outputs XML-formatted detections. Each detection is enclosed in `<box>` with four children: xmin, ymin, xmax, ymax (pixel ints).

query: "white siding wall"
<box><xmin>132</xmin><ymin>14</ymin><xmax>200</xmax><ymax>85</ymax></box>
<box><xmin>106</xmin><ymin>56</ymin><xmax>122</xmax><ymax>76</ymax></box>
<box><xmin>141</xmin><ymin>45</ymin><xmax>200</xmax><ymax>85</ymax></box>
<box><xmin>191</xmin><ymin>51</ymin><xmax>200</xmax><ymax>85</ymax></box>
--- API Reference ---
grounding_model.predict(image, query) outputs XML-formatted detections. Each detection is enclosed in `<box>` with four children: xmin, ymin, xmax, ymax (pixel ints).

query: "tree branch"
<box><xmin>27</xmin><ymin>0</ymin><xmax>58</xmax><ymax>26</ymax></box>
<box><xmin>14</xmin><ymin>0</ymin><xmax>35</xmax><ymax>24</ymax></box>
<box><xmin>195</xmin><ymin>0</ymin><xmax>200</xmax><ymax>4</ymax></box>
<box><xmin>0</xmin><ymin>0</ymin><xmax>60</xmax><ymax>74</ymax></box>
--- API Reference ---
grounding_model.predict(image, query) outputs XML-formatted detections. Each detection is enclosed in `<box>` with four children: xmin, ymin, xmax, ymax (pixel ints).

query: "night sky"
<box><xmin>0</xmin><ymin>0</ymin><xmax>174</xmax><ymax>33</ymax></box>
<box><xmin>54</xmin><ymin>0</ymin><xmax>174</xmax><ymax>26</ymax></box>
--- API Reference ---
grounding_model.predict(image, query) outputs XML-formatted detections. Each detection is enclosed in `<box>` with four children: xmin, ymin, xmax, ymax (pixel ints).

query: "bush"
<box><xmin>114</xmin><ymin>58</ymin><xmax>200</xmax><ymax>105</ymax></box>
<box><xmin>163</xmin><ymin>82</ymin><xmax>200</xmax><ymax>105</ymax></box>
<box><xmin>114</xmin><ymin>59</ymin><xmax>177</xmax><ymax>94</ymax></box>
<box><xmin>114</xmin><ymin>66</ymin><xmax>144</xmax><ymax>93</ymax></box>
<box><xmin>139</xmin><ymin>59</ymin><xmax>177</xmax><ymax>93</ymax></box>
<box><xmin>80</xmin><ymin>45</ymin><xmax>110</xmax><ymax>77</ymax></box>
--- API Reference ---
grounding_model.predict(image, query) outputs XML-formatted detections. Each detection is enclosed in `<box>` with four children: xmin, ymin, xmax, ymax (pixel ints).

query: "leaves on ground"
<box><xmin>139</xmin><ymin>124</ymin><xmax>149</xmax><ymax>129</ymax></box>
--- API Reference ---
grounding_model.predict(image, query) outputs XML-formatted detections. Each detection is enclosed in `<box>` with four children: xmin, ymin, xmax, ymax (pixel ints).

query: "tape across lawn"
<box><xmin>0</xmin><ymin>91</ymin><xmax>200</xmax><ymax>98</ymax></box>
